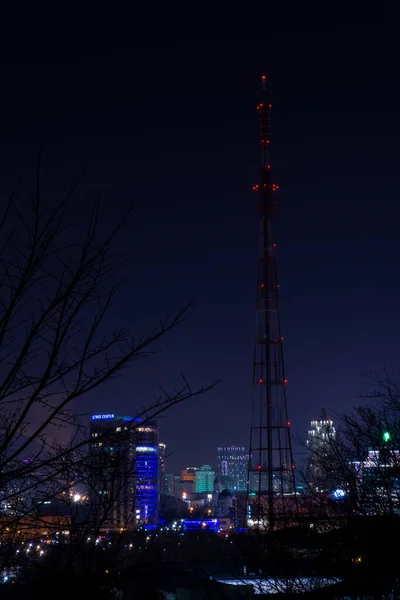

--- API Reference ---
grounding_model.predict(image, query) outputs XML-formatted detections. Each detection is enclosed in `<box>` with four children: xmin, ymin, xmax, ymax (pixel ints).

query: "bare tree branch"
<box><xmin>0</xmin><ymin>158</ymin><xmax>217</xmax><ymax>583</ymax></box>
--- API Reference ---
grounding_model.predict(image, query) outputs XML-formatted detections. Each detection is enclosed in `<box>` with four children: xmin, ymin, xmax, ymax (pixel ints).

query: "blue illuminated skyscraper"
<box><xmin>89</xmin><ymin>414</ymin><xmax>160</xmax><ymax>529</ymax></box>
<box><xmin>135</xmin><ymin>420</ymin><xmax>159</xmax><ymax>526</ymax></box>
<box><xmin>89</xmin><ymin>413</ymin><xmax>141</xmax><ymax>529</ymax></box>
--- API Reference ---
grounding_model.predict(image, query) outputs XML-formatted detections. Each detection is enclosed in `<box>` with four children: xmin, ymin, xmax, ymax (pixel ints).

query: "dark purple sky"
<box><xmin>0</xmin><ymin>6</ymin><xmax>398</xmax><ymax>472</ymax></box>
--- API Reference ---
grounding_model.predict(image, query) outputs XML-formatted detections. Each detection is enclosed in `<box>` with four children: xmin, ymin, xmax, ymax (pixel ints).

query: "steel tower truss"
<box><xmin>247</xmin><ymin>75</ymin><xmax>296</xmax><ymax>531</ymax></box>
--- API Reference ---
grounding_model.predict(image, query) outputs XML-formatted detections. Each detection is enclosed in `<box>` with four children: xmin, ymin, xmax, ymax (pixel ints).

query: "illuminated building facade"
<box><xmin>89</xmin><ymin>414</ymin><xmax>140</xmax><ymax>529</ymax></box>
<box><xmin>181</xmin><ymin>467</ymin><xmax>198</xmax><ymax>482</ymax></box>
<box><xmin>179</xmin><ymin>467</ymin><xmax>198</xmax><ymax>497</ymax></box>
<box><xmin>135</xmin><ymin>421</ymin><xmax>159</xmax><ymax>526</ymax></box>
<box><xmin>159</xmin><ymin>442</ymin><xmax>166</xmax><ymax>496</ymax></box>
<box><xmin>217</xmin><ymin>446</ymin><xmax>249</xmax><ymax>491</ymax></box>
<box><xmin>307</xmin><ymin>419</ymin><xmax>336</xmax><ymax>491</ymax></box>
<box><xmin>195</xmin><ymin>465</ymin><xmax>215</xmax><ymax>493</ymax></box>
<box><xmin>89</xmin><ymin>414</ymin><xmax>160</xmax><ymax>528</ymax></box>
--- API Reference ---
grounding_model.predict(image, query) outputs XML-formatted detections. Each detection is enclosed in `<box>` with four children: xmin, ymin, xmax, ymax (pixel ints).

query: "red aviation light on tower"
<box><xmin>261</xmin><ymin>73</ymin><xmax>267</xmax><ymax>91</ymax></box>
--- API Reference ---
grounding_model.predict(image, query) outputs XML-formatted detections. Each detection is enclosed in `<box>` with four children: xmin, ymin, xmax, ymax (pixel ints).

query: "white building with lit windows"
<box><xmin>217</xmin><ymin>446</ymin><xmax>249</xmax><ymax>491</ymax></box>
<box><xmin>307</xmin><ymin>419</ymin><xmax>336</xmax><ymax>491</ymax></box>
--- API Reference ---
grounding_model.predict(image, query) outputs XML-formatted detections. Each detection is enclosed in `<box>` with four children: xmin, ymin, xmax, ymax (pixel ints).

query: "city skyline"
<box><xmin>0</xmin><ymin>9</ymin><xmax>398</xmax><ymax>474</ymax></box>
<box><xmin>0</xmin><ymin>7</ymin><xmax>399</xmax><ymax>597</ymax></box>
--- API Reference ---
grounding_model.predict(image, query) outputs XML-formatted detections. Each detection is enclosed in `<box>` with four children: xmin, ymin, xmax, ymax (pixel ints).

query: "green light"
<box><xmin>383</xmin><ymin>431</ymin><xmax>391</xmax><ymax>443</ymax></box>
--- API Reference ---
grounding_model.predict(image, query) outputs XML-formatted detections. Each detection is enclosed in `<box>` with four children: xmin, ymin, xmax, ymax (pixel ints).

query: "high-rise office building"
<box><xmin>217</xmin><ymin>446</ymin><xmax>249</xmax><ymax>491</ymax></box>
<box><xmin>179</xmin><ymin>467</ymin><xmax>198</xmax><ymax>497</ymax></box>
<box><xmin>180</xmin><ymin>467</ymin><xmax>199</xmax><ymax>482</ymax></box>
<box><xmin>164</xmin><ymin>473</ymin><xmax>176</xmax><ymax>497</ymax></box>
<box><xmin>195</xmin><ymin>465</ymin><xmax>215</xmax><ymax>493</ymax></box>
<box><xmin>307</xmin><ymin>419</ymin><xmax>336</xmax><ymax>491</ymax></box>
<box><xmin>135</xmin><ymin>420</ymin><xmax>159</xmax><ymax>526</ymax></box>
<box><xmin>174</xmin><ymin>474</ymin><xmax>181</xmax><ymax>498</ymax></box>
<box><xmin>89</xmin><ymin>413</ymin><xmax>140</xmax><ymax>529</ymax></box>
<box><xmin>159</xmin><ymin>442</ymin><xmax>166</xmax><ymax>496</ymax></box>
<box><xmin>89</xmin><ymin>414</ymin><xmax>159</xmax><ymax>528</ymax></box>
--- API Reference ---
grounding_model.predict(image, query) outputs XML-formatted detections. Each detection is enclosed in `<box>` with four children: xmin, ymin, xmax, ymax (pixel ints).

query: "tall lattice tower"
<box><xmin>247</xmin><ymin>75</ymin><xmax>296</xmax><ymax>531</ymax></box>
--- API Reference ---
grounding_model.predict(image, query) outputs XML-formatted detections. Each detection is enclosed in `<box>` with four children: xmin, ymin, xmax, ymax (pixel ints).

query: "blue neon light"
<box><xmin>91</xmin><ymin>414</ymin><xmax>142</xmax><ymax>422</ymax></box>
<box><xmin>136</xmin><ymin>444</ymin><xmax>159</xmax><ymax>524</ymax></box>
<box><xmin>183</xmin><ymin>519</ymin><xmax>220</xmax><ymax>533</ymax></box>
<box><xmin>91</xmin><ymin>414</ymin><xmax>115</xmax><ymax>420</ymax></box>
<box><xmin>183</xmin><ymin>519</ymin><xmax>218</xmax><ymax>525</ymax></box>
<box><xmin>332</xmin><ymin>488</ymin><xmax>346</xmax><ymax>500</ymax></box>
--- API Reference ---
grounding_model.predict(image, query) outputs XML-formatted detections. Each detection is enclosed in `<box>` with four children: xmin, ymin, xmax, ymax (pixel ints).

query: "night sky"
<box><xmin>0</xmin><ymin>6</ymin><xmax>398</xmax><ymax>472</ymax></box>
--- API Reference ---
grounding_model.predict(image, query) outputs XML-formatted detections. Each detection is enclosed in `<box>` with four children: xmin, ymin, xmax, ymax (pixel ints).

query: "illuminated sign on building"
<box><xmin>91</xmin><ymin>414</ymin><xmax>115</xmax><ymax>420</ymax></box>
<box><xmin>136</xmin><ymin>446</ymin><xmax>157</xmax><ymax>453</ymax></box>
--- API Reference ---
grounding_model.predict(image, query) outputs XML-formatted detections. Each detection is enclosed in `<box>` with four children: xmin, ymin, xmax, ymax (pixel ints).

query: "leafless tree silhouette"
<box><xmin>300</xmin><ymin>372</ymin><xmax>400</xmax><ymax>519</ymax></box>
<box><xmin>0</xmin><ymin>155</ymin><xmax>216</xmax><ymax>583</ymax></box>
